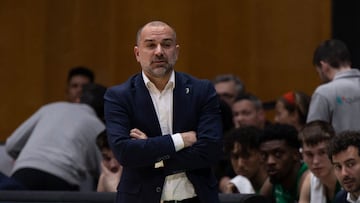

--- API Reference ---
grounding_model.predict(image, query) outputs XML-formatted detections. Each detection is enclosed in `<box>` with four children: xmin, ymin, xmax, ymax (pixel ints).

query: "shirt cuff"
<box><xmin>171</xmin><ymin>133</ymin><xmax>184</xmax><ymax>152</ymax></box>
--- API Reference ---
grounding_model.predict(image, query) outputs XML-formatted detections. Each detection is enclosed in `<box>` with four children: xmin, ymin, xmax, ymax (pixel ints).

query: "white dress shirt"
<box><xmin>347</xmin><ymin>193</ymin><xmax>360</xmax><ymax>203</ymax></box>
<box><xmin>142</xmin><ymin>71</ymin><xmax>196</xmax><ymax>201</ymax></box>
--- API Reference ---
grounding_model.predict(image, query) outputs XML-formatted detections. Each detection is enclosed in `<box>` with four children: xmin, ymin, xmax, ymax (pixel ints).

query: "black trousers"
<box><xmin>12</xmin><ymin>168</ymin><xmax>79</xmax><ymax>191</ymax></box>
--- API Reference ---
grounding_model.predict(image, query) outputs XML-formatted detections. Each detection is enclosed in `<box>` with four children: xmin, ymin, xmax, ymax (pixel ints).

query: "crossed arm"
<box><xmin>130</xmin><ymin>128</ymin><xmax>197</xmax><ymax>148</ymax></box>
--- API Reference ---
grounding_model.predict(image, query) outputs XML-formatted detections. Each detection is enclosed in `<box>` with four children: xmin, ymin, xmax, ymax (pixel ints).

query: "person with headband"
<box><xmin>274</xmin><ymin>91</ymin><xmax>310</xmax><ymax>132</ymax></box>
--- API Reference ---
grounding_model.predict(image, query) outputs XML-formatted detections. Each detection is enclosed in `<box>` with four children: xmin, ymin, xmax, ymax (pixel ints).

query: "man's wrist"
<box><xmin>171</xmin><ymin>133</ymin><xmax>184</xmax><ymax>151</ymax></box>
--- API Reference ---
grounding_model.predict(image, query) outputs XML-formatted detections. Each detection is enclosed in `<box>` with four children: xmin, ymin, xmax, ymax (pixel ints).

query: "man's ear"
<box><xmin>320</xmin><ymin>61</ymin><xmax>330</xmax><ymax>71</ymax></box>
<box><xmin>175</xmin><ymin>44</ymin><xmax>180</xmax><ymax>61</ymax></box>
<box><xmin>134</xmin><ymin>46</ymin><xmax>140</xmax><ymax>62</ymax></box>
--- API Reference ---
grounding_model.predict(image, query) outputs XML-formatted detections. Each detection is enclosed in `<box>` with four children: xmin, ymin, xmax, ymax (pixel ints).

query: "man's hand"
<box><xmin>97</xmin><ymin>162</ymin><xmax>122</xmax><ymax>192</ymax></box>
<box><xmin>222</xmin><ymin>182</ymin><xmax>239</xmax><ymax>194</ymax></box>
<box><xmin>130</xmin><ymin>128</ymin><xmax>148</xmax><ymax>139</ymax></box>
<box><xmin>219</xmin><ymin>176</ymin><xmax>234</xmax><ymax>193</ymax></box>
<box><xmin>181</xmin><ymin>131</ymin><xmax>197</xmax><ymax>147</ymax></box>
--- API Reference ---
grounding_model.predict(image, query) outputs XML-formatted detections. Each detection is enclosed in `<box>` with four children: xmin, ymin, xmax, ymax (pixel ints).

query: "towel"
<box><xmin>230</xmin><ymin>175</ymin><xmax>255</xmax><ymax>194</ymax></box>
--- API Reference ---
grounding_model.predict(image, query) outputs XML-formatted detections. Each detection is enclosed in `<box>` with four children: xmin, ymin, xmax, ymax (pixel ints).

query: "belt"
<box><xmin>163</xmin><ymin>196</ymin><xmax>200</xmax><ymax>203</ymax></box>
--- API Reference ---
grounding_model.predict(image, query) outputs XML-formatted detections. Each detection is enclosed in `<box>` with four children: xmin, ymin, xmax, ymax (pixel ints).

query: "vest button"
<box><xmin>156</xmin><ymin>187</ymin><xmax>162</xmax><ymax>193</ymax></box>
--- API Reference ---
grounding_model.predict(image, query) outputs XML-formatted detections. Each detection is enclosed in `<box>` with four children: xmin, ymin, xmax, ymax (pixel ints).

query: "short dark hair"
<box><xmin>213</xmin><ymin>74</ymin><xmax>246</xmax><ymax>96</ymax></box>
<box><xmin>299</xmin><ymin>120</ymin><xmax>335</xmax><ymax>147</ymax></box>
<box><xmin>67</xmin><ymin>66</ymin><xmax>95</xmax><ymax>83</ymax></box>
<box><xmin>234</xmin><ymin>93</ymin><xmax>263</xmax><ymax>111</ymax></box>
<box><xmin>80</xmin><ymin>83</ymin><xmax>107</xmax><ymax>120</ymax></box>
<box><xmin>259</xmin><ymin>123</ymin><xmax>300</xmax><ymax>150</ymax></box>
<box><xmin>96</xmin><ymin>130</ymin><xmax>110</xmax><ymax>150</ymax></box>
<box><xmin>224</xmin><ymin>126</ymin><xmax>262</xmax><ymax>155</ymax></box>
<box><xmin>312</xmin><ymin>39</ymin><xmax>351</xmax><ymax>68</ymax></box>
<box><xmin>328</xmin><ymin>131</ymin><xmax>360</xmax><ymax>162</ymax></box>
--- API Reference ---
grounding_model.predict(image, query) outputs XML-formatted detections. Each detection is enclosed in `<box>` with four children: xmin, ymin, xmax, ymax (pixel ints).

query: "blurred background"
<box><xmin>1</xmin><ymin>0</ymin><xmax>359</xmax><ymax>141</ymax></box>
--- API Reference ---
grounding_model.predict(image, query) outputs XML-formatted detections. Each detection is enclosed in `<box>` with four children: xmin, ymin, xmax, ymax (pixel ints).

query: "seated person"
<box><xmin>96</xmin><ymin>130</ymin><xmax>122</xmax><ymax>192</ymax></box>
<box><xmin>274</xmin><ymin>91</ymin><xmax>310</xmax><ymax>132</ymax></box>
<box><xmin>259</xmin><ymin>123</ymin><xmax>309</xmax><ymax>202</ymax></box>
<box><xmin>298</xmin><ymin>121</ymin><xmax>341</xmax><ymax>203</ymax></box>
<box><xmin>66</xmin><ymin>66</ymin><xmax>95</xmax><ymax>103</ymax></box>
<box><xmin>232</xmin><ymin>93</ymin><xmax>267</xmax><ymax>129</ymax></box>
<box><xmin>213</xmin><ymin>74</ymin><xmax>246</xmax><ymax>107</ymax></box>
<box><xmin>223</xmin><ymin>127</ymin><xmax>268</xmax><ymax>194</ymax></box>
<box><xmin>328</xmin><ymin>131</ymin><xmax>360</xmax><ymax>203</ymax></box>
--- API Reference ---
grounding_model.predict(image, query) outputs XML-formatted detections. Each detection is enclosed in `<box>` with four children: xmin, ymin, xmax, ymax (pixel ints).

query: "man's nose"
<box><xmin>312</xmin><ymin>154</ymin><xmax>320</xmax><ymax>164</ymax></box>
<box><xmin>266</xmin><ymin>155</ymin><xmax>276</xmax><ymax>165</ymax></box>
<box><xmin>237</xmin><ymin>158</ymin><xmax>245</xmax><ymax>166</ymax></box>
<box><xmin>155</xmin><ymin>44</ymin><xmax>164</xmax><ymax>55</ymax></box>
<box><xmin>237</xmin><ymin>116</ymin><xmax>247</xmax><ymax>126</ymax></box>
<box><xmin>340</xmin><ymin>167</ymin><xmax>349</xmax><ymax>177</ymax></box>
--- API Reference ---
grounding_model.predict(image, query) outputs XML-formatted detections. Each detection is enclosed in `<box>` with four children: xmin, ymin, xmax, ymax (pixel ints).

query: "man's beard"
<box><xmin>151</xmin><ymin>65</ymin><xmax>172</xmax><ymax>78</ymax></box>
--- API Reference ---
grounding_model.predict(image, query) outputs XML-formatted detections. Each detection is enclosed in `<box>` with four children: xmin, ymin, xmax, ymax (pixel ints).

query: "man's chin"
<box><xmin>269</xmin><ymin>176</ymin><xmax>280</xmax><ymax>184</ymax></box>
<box><xmin>152</xmin><ymin>67</ymin><xmax>171</xmax><ymax>77</ymax></box>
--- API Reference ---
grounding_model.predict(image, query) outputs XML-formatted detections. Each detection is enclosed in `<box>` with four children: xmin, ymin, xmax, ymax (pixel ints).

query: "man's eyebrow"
<box><xmin>333</xmin><ymin>158</ymin><xmax>355</xmax><ymax>165</ymax></box>
<box><xmin>261</xmin><ymin>146</ymin><xmax>281</xmax><ymax>151</ymax></box>
<box><xmin>344</xmin><ymin>158</ymin><xmax>356</xmax><ymax>163</ymax></box>
<box><xmin>144</xmin><ymin>39</ymin><xmax>155</xmax><ymax>43</ymax></box>
<box><xmin>270</xmin><ymin>147</ymin><xmax>283</xmax><ymax>152</ymax></box>
<box><xmin>143</xmin><ymin>38</ymin><xmax>174</xmax><ymax>42</ymax></box>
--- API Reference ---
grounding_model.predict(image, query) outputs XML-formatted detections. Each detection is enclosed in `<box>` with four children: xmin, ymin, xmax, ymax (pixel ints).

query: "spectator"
<box><xmin>274</xmin><ymin>91</ymin><xmax>310</xmax><ymax>132</ymax></box>
<box><xmin>328</xmin><ymin>131</ymin><xmax>360</xmax><ymax>203</ymax></box>
<box><xmin>259</xmin><ymin>124</ymin><xmax>309</xmax><ymax>202</ymax></box>
<box><xmin>213</xmin><ymin>74</ymin><xmax>246</xmax><ymax>107</ymax></box>
<box><xmin>223</xmin><ymin>127</ymin><xmax>268</xmax><ymax>194</ymax></box>
<box><xmin>232</xmin><ymin>93</ymin><xmax>267</xmax><ymax>129</ymax></box>
<box><xmin>66</xmin><ymin>66</ymin><xmax>95</xmax><ymax>103</ymax></box>
<box><xmin>96</xmin><ymin>130</ymin><xmax>122</xmax><ymax>192</ymax></box>
<box><xmin>298</xmin><ymin>120</ymin><xmax>341</xmax><ymax>203</ymax></box>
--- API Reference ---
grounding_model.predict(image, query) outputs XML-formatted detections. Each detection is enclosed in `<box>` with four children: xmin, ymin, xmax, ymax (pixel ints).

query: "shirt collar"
<box><xmin>334</xmin><ymin>69</ymin><xmax>360</xmax><ymax>80</ymax></box>
<box><xmin>142</xmin><ymin>71</ymin><xmax>175</xmax><ymax>90</ymax></box>
<box><xmin>347</xmin><ymin>192</ymin><xmax>360</xmax><ymax>203</ymax></box>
